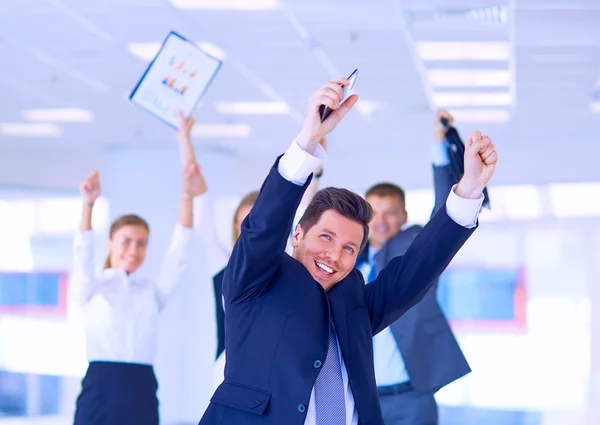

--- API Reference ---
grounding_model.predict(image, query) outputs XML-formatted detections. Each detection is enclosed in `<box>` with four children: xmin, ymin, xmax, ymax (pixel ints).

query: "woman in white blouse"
<box><xmin>176</xmin><ymin>116</ymin><xmax>325</xmax><ymax>389</ymax></box>
<box><xmin>71</xmin><ymin>126</ymin><xmax>206</xmax><ymax>425</ymax></box>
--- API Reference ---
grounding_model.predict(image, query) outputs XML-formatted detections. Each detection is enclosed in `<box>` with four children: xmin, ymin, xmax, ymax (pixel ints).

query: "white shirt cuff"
<box><xmin>192</xmin><ymin>192</ymin><xmax>207</xmax><ymax>227</ymax></box>
<box><xmin>172</xmin><ymin>222</ymin><xmax>193</xmax><ymax>244</ymax></box>
<box><xmin>74</xmin><ymin>229</ymin><xmax>93</xmax><ymax>248</ymax></box>
<box><xmin>277</xmin><ymin>140</ymin><xmax>327</xmax><ymax>186</ymax></box>
<box><xmin>193</xmin><ymin>193</ymin><xmax>206</xmax><ymax>211</ymax></box>
<box><xmin>445</xmin><ymin>184</ymin><xmax>484</xmax><ymax>229</ymax></box>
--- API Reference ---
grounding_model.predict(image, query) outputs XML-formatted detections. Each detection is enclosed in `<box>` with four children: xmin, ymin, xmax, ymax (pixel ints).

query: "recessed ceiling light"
<box><xmin>0</xmin><ymin>123</ymin><xmax>63</xmax><ymax>137</ymax></box>
<box><xmin>197</xmin><ymin>43</ymin><xmax>227</xmax><ymax>61</ymax></box>
<box><xmin>447</xmin><ymin>108</ymin><xmax>511</xmax><ymax>123</ymax></box>
<box><xmin>408</xmin><ymin>5</ymin><xmax>508</xmax><ymax>26</ymax></box>
<box><xmin>168</xmin><ymin>0</ymin><xmax>278</xmax><ymax>10</ymax></box>
<box><xmin>415</xmin><ymin>41</ymin><xmax>510</xmax><ymax>61</ymax></box>
<box><xmin>191</xmin><ymin>124</ymin><xmax>250</xmax><ymax>138</ymax></box>
<box><xmin>127</xmin><ymin>42</ymin><xmax>226</xmax><ymax>62</ymax></box>
<box><xmin>22</xmin><ymin>108</ymin><xmax>94</xmax><ymax>123</ymax></box>
<box><xmin>591</xmin><ymin>101</ymin><xmax>600</xmax><ymax>114</ymax></box>
<box><xmin>215</xmin><ymin>101</ymin><xmax>290</xmax><ymax>115</ymax></box>
<box><xmin>428</xmin><ymin>69</ymin><xmax>510</xmax><ymax>87</ymax></box>
<box><xmin>432</xmin><ymin>92</ymin><xmax>512</xmax><ymax>107</ymax></box>
<box><xmin>354</xmin><ymin>100</ymin><xmax>387</xmax><ymax>119</ymax></box>
<box><xmin>127</xmin><ymin>43</ymin><xmax>160</xmax><ymax>61</ymax></box>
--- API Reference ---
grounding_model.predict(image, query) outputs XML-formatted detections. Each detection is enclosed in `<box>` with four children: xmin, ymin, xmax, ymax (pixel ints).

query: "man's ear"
<box><xmin>290</xmin><ymin>223</ymin><xmax>304</xmax><ymax>248</ymax></box>
<box><xmin>400</xmin><ymin>210</ymin><xmax>408</xmax><ymax>227</ymax></box>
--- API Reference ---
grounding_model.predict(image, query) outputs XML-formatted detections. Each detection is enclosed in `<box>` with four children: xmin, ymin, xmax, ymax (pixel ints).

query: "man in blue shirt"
<box><xmin>357</xmin><ymin>110</ymin><xmax>471</xmax><ymax>425</ymax></box>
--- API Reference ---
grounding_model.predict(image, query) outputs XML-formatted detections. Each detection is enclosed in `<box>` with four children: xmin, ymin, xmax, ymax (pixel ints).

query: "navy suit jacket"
<box><xmin>356</xmin><ymin>162</ymin><xmax>470</xmax><ymax>392</ymax></box>
<box><xmin>213</xmin><ymin>268</ymin><xmax>226</xmax><ymax>360</ymax></box>
<box><xmin>199</xmin><ymin>157</ymin><xmax>476</xmax><ymax>425</ymax></box>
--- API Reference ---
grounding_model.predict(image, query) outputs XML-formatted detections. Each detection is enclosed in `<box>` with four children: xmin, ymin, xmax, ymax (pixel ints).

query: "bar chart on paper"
<box><xmin>130</xmin><ymin>32</ymin><xmax>222</xmax><ymax>128</ymax></box>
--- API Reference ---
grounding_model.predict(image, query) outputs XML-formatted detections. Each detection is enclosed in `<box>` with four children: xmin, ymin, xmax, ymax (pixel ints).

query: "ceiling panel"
<box><xmin>0</xmin><ymin>0</ymin><xmax>599</xmax><ymax>192</ymax></box>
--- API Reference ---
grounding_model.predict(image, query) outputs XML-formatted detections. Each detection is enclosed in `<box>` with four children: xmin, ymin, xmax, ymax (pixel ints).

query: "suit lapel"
<box><xmin>374</xmin><ymin>241</ymin><xmax>391</xmax><ymax>275</ymax></box>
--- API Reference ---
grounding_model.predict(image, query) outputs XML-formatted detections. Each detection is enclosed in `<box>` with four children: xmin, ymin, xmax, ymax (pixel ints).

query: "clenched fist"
<box><xmin>455</xmin><ymin>131</ymin><xmax>498</xmax><ymax>199</ymax></box>
<box><xmin>79</xmin><ymin>171</ymin><xmax>101</xmax><ymax>204</ymax></box>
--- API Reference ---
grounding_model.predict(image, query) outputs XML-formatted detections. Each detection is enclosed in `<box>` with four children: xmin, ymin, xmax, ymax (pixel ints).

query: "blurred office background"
<box><xmin>1</xmin><ymin>0</ymin><xmax>599</xmax><ymax>424</ymax></box>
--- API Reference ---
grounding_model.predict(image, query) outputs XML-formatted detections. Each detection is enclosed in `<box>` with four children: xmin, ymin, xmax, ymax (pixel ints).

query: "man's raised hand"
<box><xmin>295</xmin><ymin>78</ymin><xmax>358</xmax><ymax>154</ymax></box>
<box><xmin>455</xmin><ymin>131</ymin><xmax>498</xmax><ymax>199</ymax></box>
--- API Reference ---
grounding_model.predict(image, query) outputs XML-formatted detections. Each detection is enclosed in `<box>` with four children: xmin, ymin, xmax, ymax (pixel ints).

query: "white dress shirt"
<box><xmin>193</xmin><ymin>194</ymin><xmax>231</xmax><ymax>278</ymax></box>
<box><xmin>278</xmin><ymin>139</ymin><xmax>483</xmax><ymax>425</ymax></box>
<box><xmin>70</xmin><ymin>224</ymin><xmax>193</xmax><ymax>365</ymax></box>
<box><xmin>358</xmin><ymin>248</ymin><xmax>413</xmax><ymax>386</ymax></box>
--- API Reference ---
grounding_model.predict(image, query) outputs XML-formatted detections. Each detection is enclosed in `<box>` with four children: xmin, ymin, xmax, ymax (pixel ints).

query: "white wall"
<box><xmin>435</xmin><ymin>217</ymin><xmax>598</xmax><ymax>425</ymax></box>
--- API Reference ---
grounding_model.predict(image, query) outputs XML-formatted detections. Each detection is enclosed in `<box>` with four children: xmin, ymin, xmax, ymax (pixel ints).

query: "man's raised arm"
<box><xmin>365</xmin><ymin>131</ymin><xmax>498</xmax><ymax>334</ymax></box>
<box><xmin>431</xmin><ymin>109</ymin><xmax>461</xmax><ymax>217</ymax></box>
<box><xmin>222</xmin><ymin>144</ymin><xmax>324</xmax><ymax>303</ymax></box>
<box><xmin>224</xmin><ymin>77</ymin><xmax>357</xmax><ymax>304</ymax></box>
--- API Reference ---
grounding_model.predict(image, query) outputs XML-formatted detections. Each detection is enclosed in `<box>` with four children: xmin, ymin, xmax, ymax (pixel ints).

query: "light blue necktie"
<box><xmin>314</xmin><ymin>323</ymin><xmax>345</xmax><ymax>425</ymax></box>
<box><xmin>367</xmin><ymin>259</ymin><xmax>377</xmax><ymax>283</ymax></box>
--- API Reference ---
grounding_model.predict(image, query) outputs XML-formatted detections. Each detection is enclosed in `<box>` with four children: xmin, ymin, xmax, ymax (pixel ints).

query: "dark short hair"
<box><xmin>365</xmin><ymin>182</ymin><xmax>406</xmax><ymax>209</ymax></box>
<box><xmin>298</xmin><ymin>187</ymin><xmax>372</xmax><ymax>251</ymax></box>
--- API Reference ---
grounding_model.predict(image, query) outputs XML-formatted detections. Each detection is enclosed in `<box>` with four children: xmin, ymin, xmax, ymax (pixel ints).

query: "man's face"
<box><xmin>291</xmin><ymin>209</ymin><xmax>364</xmax><ymax>291</ymax></box>
<box><xmin>365</xmin><ymin>195</ymin><xmax>407</xmax><ymax>250</ymax></box>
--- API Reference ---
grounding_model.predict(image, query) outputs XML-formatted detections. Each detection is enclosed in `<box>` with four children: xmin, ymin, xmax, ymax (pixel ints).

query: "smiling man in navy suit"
<box><xmin>198</xmin><ymin>77</ymin><xmax>498</xmax><ymax>425</ymax></box>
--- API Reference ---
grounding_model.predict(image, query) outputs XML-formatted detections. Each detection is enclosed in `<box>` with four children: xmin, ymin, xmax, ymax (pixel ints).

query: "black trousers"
<box><xmin>73</xmin><ymin>361</ymin><xmax>159</xmax><ymax>425</ymax></box>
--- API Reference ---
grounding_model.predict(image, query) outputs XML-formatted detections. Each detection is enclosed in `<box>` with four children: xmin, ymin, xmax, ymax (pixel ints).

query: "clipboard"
<box><xmin>129</xmin><ymin>31</ymin><xmax>223</xmax><ymax>129</ymax></box>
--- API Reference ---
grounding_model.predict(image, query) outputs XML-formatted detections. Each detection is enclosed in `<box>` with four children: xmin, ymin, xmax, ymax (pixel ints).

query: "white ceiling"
<box><xmin>1</xmin><ymin>0</ymin><xmax>600</xmax><ymax>195</ymax></box>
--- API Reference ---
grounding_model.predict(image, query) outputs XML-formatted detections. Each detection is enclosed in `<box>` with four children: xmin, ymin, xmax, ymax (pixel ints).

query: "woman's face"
<box><xmin>107</xmin><ymin>225</ymin><xmax>149</xmax><ymax>273</ymax></box>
